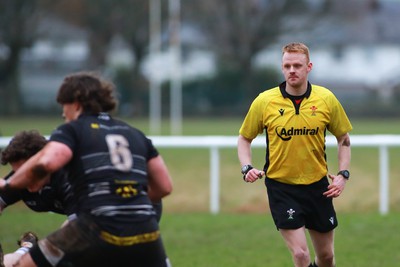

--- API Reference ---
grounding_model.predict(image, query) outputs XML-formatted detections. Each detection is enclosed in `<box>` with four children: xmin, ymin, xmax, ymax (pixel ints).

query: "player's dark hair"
<box><xmin>1</xmin><ymin>130</ymin><xmax>47</xmax><ymax>165</ymax></box>
<box><xmin>56</xmin><ymin>71</ymin><xmax>118</xmax><ymax>114</ymax></box>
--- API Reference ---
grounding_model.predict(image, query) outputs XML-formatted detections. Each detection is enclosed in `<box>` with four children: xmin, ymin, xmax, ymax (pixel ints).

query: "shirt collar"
<box><xmin>279</xmin><ymin>81</ymin><xmax>312</xmax><ymax>98</ymax></box>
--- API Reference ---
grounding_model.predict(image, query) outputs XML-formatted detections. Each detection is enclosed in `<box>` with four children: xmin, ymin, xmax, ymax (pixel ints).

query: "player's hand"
<box><xmin>244</xmin><ymin>169</ymin><xmax>265</xmax><ymax>183</ymax></box>
<box><xmin>324</xmin><ymin>173</ymin><xmax>347</xmax><ymax>198</ymax></box>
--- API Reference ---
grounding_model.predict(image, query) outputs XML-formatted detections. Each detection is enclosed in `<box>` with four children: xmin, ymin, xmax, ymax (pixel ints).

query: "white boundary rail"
<box><xmin>1</xmin><ymin>135</ymin><xmax>400</xmax><ymax>215</ymax></box>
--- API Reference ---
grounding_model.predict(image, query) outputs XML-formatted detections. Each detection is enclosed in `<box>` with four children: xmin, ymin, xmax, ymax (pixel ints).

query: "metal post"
<box><xmin>149</xmin><ymin>0</ymin><xmax>162</xmax><ymax>135</ymax></box>
<box><xmin>168</xmin><ymin>0</ymin><xmax>182</xmax><ymax>135</ymax></box>
<box><xmin>379</xmin><ymin>145</ymin><xmax>389</xmax><ymax>215</ymax></box>
<box><xmin>210</xmin><ymin>146</ymin><xmax>220</xmax><ymax>214</ymax></box>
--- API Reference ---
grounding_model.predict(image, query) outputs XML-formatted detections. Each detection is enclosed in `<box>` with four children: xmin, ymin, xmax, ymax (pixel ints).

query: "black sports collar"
<box><xmin>279</xmin><ymin>81</ymin><xmax>312</xmax><ymax>99</ymax></box>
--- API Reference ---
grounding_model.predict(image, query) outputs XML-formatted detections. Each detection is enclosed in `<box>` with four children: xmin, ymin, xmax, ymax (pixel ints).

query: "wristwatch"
<box><xmin>241</xmin><ymin>164</ymin><xmax>253</xmax><ymax>180</ymax></box>
<box><xmin>241</xmin><ymin>164</ymin><xmax>253</xmax><ymax>175</ymax></box>
<box><xmin>337</xmin><ymin>170</ymin><xmax>350</xmax><ymax>180</ymax></box>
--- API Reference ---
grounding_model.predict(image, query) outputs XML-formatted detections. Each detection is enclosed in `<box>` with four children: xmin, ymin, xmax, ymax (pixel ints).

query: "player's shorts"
<box><xmin>265</xmin><ymin>176</ymin><xmax>338</xmax><ymax>233</ymax></box>
<box><xmin>29</xmin><ymin>214</ymin><xmax>171</xmax><ymax>267</ymax></box>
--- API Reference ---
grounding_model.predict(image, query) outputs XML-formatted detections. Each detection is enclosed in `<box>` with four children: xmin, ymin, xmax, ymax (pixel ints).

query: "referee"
<box><xmin>238</xmin><ymin>42</ymin><xmax>352</xmax><ymax>267</ymax></box>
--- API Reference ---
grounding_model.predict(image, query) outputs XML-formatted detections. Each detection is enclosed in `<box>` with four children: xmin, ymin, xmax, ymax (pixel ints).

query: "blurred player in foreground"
<box><xmin>1</xmin><ymin>130</ymin><xmax>163</xmax><ymax>224</ymax></box>
<box><xmin>238</xmin><ymin>42</ymin><xmax>352</xmax><ymax>267</ymax></box>
<box><xmin>0</xmin><ymin>71</ymin><xmax>173</xmax><ymax>267</ymax></box>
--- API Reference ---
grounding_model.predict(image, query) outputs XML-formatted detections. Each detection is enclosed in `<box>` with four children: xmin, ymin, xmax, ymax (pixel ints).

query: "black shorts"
<box><xmin>29</xmin><ymin>214</ymin><xmax>171</xmax><ymax>267</ymax></box>
<box><xmin>265</xmin><ymin>177</ymin><xmax>338</xmax><ymax>233</ymax></box>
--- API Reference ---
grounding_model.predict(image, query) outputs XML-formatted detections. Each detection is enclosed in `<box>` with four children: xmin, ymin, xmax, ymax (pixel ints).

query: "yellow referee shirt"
<box><xmin>239</xmin><ymin>82</ymin><xmax>352</xmax><ymax>185</ymax></box>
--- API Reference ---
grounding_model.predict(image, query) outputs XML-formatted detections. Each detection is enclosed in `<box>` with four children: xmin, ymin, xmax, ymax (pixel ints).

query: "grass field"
<box><xmin>1</xmin><ymin>207</ymin><xmax>399</xmax><ymax>266</ymax></box>
<box><xmin>0</xmin><ymin>116</ymin><xmax>400</xmax><ymax>266</ymax></box>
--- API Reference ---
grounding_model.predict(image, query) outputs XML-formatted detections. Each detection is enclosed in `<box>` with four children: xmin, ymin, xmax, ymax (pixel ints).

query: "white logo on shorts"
<box><xmin>287</xmin><ymin>208</ymin><xmax>295</xmax><ymax>220</ymax></box>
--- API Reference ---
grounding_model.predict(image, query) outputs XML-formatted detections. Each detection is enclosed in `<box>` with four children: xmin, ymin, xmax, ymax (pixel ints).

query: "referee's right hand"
<box><xmin>244</xmin><ymin>169</ymin><xmax>265</xmax><ymax>183</ymax></box>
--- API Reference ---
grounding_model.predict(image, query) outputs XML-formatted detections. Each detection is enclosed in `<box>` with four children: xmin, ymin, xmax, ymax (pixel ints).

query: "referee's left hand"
<box><xmin>324</xmin><ymin>173</ymin><xmax>347</xmax><ymax>198</ymax></box>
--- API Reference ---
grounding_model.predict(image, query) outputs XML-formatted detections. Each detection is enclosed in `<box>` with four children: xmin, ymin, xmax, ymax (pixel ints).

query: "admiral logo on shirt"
<box><xmin>276</xmin><ymin>126</ymin><xmax>319</xmax><ymax>141</ymax></box>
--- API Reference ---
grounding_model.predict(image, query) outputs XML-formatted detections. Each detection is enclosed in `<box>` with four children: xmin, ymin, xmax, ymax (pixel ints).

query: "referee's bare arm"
<box><xmin>324</xmin><ymin>133</ymin><xmax>351</xmax><ymax>198</ymax></box>
<box><xmin>237</xmin><ymin>135</ymin><xmax>264</xmax><ymax>183</ymax></box>
<box><xmin>237</xmin><ymin>135</ymin><xmax>253</xmax><ymax>167</ymax></box>
<box><xmin>337</xmin><ymin>133</ymin><xmax>351</xmax><ymax>172</ymax></box>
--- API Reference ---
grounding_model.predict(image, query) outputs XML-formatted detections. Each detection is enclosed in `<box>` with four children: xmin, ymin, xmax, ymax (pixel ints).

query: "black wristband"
<box><xmin>3</xmin><ymin>179</ymin><xmax>10</xmax><ymax>190</ymax></box>
<box><xmin>337</xmin><ymin>170</ymin><xmax>350</xmax><ymax>180</ymax></box>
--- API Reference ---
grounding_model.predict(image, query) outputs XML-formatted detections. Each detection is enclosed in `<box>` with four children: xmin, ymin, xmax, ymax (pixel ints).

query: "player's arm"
<box><xmin>0</xmin><ymin>141</ymin><xmax>72</xmax><ymax>192</ymax></box>
<box><xmin>146</xmin><ymin>155</ymin><xmax>173</xmax><ymax>202</ymax></box>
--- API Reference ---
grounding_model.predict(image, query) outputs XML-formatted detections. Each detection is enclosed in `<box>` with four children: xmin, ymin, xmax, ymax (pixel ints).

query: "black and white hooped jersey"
<box><xmin>50</xmin><ymin>113</ymin><xmax>159</xmax><ymax>234</ymax></box>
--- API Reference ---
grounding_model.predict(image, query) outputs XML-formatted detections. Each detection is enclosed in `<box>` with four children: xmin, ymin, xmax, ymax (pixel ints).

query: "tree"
<box><xmin>44</xmin><ymin>0</ymin><xmax>164</xmax><ymax>115</ymax></box>
<box><xmin>108</xmin><ymin>0</ymin><xmax>160</xmax><ymax>116</ymax></box>
<box><xmin>40</xmin><ymin>0</ymin><xmax>114</xmax><ymax>69</ymax></box>
<box><xmin>0</xmin><ymin>0</ymin><xmax>40</xmax><ymax>115</ymax></box>
<box><xmin>181</xmin><ymin>0</ymin><xmax>336</xmax><ymax>103</ymax></box>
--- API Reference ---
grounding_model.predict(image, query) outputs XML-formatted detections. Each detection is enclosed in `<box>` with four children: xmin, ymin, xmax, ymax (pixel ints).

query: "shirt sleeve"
<box><xmin>327</xmin><ymin>93</ymin><xmax>353</xmax><ymax>137</ymax></box>
<box><xmin>50</xmin><ymin>123</ymin><xmax>78</xmax><ymax>151</ymax></box>
<box><xmin>239</xmin><ymin>95</ymin><xmax>265</xmax><ymax>140</ymax></box>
